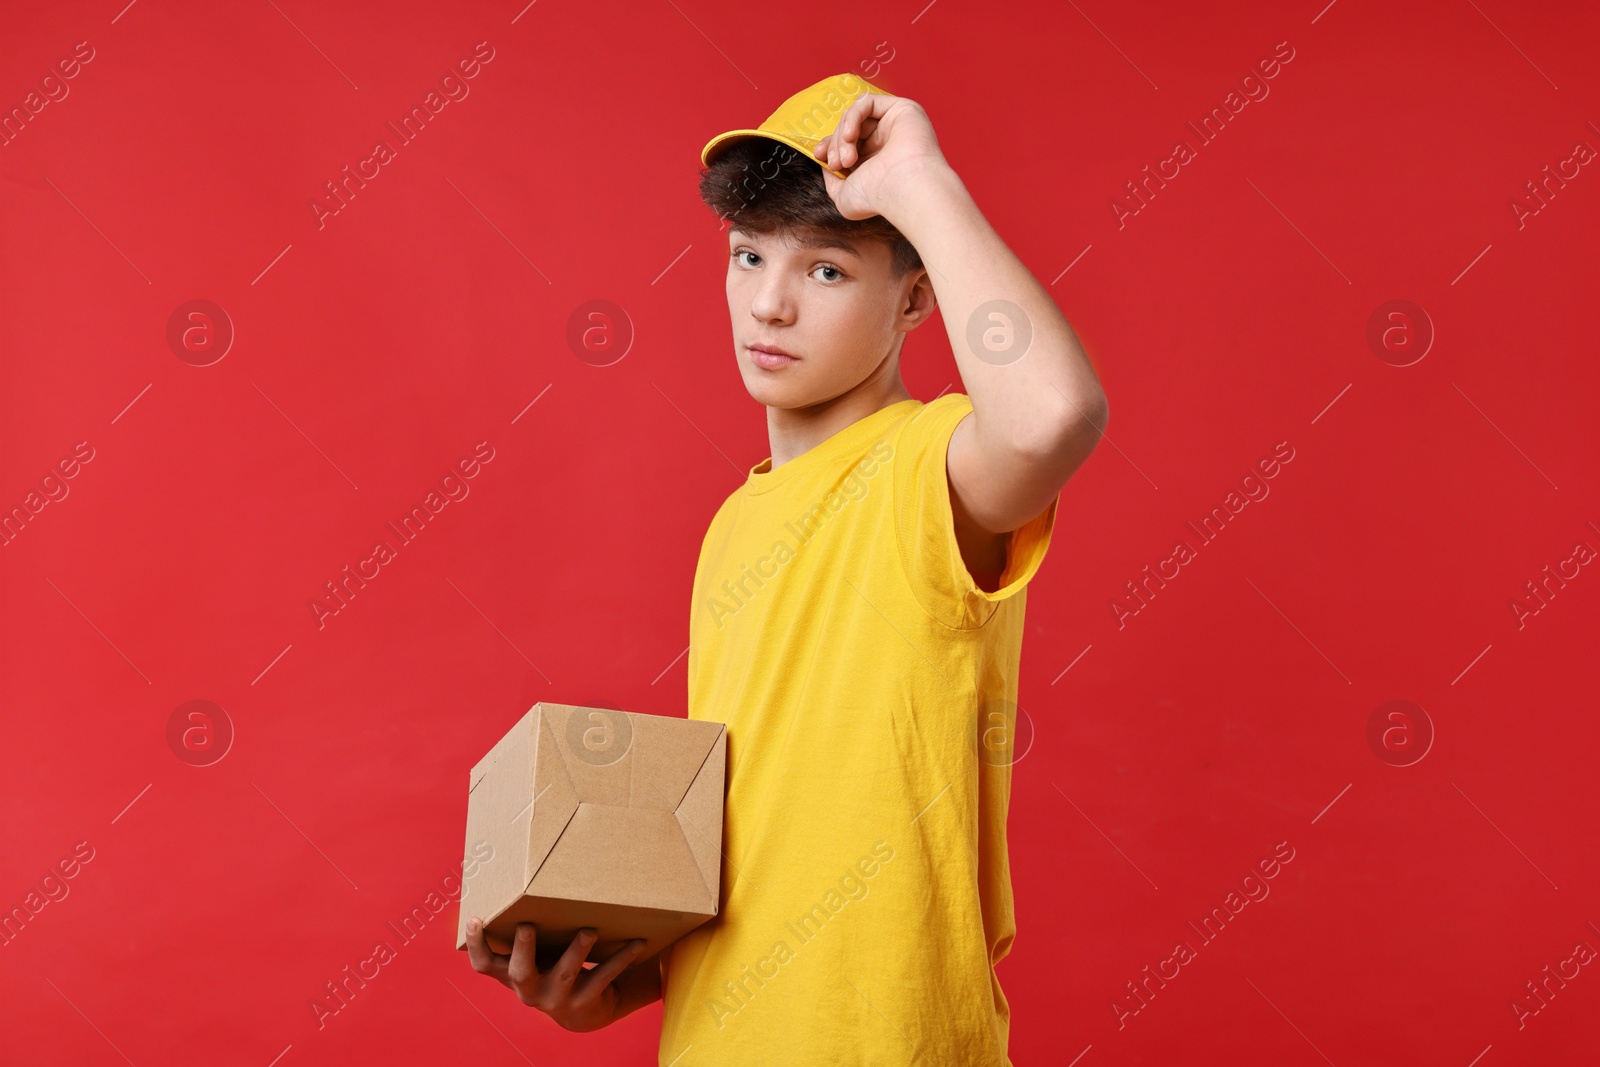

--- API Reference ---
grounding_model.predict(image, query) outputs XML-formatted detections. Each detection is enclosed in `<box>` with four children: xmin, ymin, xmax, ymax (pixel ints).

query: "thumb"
<box><xmin>819</xmin><ymin>165</ymin><xmax>845</xmax><ymax>199</ymax></box>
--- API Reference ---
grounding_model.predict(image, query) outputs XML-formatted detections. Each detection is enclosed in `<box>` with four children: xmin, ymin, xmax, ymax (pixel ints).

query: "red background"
<box><xmin>3</xmin><ymin>0</ymin><xmax>1598</xmax><ymax>1063</ymax></box>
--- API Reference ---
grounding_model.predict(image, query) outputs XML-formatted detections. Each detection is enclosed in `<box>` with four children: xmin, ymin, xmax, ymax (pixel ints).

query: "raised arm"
<box><xmin>815</xmin><ymin>92</ymin><xmax>1108</xmax><ymax>537</ymax></box>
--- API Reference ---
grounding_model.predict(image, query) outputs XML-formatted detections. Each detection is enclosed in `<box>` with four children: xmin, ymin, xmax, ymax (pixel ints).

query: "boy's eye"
<box><xmin>729</xmin><ymin>249</ymin><xmax>844</xmax><ymax>283</ymax></box>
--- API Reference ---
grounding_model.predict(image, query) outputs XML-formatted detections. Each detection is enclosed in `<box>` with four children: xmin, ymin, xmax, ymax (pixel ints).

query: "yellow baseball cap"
<box><xmin>700</xmin><ymin>72</ymin><xmax>892</xmax><ymax>179</ymax></box>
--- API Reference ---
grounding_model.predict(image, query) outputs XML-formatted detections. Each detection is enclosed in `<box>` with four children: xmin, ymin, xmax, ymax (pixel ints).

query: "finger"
<box><xmin>843</xmin><ymin>92</ymin><xmax>877</xmax><ymax>167</ymax></box>
<box><xmin>842</xmin><ymin>99</ymin><xmax>864</xmax><ymax>168</ymax></box>
<box><xmin>840</xmin><ymin>99</ymin><xmax>862</xmax><ymax>160</ymax></box>
<box><xmin>546</xmin><ymin>928</ymin><xmax>599</xmax><ymax>997</ymax></box>
<box><xmin>506</xmin><ymin>922</ymin><xmax>541</xmax><ymax>990</ymax></box>
<box><xmin>859</xmin><ymin>115</ymin><xmax>882</xmax><ymax>153</ymax></box>
<box><xmin>574</xmin><ymin>939</ymin><xmax>649</xmax><ymax>999</ymax></box>
<box><xmin>465</xmin><ymin>917</ymin><xmax>510</xmax><ymax>982</ymax></box>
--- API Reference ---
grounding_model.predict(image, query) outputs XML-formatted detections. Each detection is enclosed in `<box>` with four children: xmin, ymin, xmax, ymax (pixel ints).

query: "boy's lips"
<box><xmin>748</xmin><ymin>343</ymin><xmax>798</xmax><ymax>369</ymax></box>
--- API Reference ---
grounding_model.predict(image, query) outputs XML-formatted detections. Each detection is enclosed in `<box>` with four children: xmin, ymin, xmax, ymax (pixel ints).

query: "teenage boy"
<box><xmin>466</xmin><ymin>72</ymin><xmax>1108</xmax><ymax>1066</ymax></box>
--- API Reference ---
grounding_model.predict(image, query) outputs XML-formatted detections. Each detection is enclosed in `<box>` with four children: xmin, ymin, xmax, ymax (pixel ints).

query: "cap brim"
<box><xmin>700</xmin><ymin>131</ymin><xmax>843</xmax><ymax>177</ymax></box>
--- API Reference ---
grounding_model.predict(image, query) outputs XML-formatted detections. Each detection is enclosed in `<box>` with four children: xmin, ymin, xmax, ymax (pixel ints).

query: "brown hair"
<box><xmin>697</xmin><ymin>138</ymin><xmax>923</xmax><ymax>279</ymax></box>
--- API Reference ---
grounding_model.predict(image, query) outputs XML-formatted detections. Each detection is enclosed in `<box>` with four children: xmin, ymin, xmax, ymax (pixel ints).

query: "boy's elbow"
<box><xmin>1035</xmin><ymin>389</ymin><xmax>1107</xmax><ymax>462</ymax></box>
<box><xmin>1078</xmin><ymin>390</ymin><xmax>1109</xmax><ymax>440</ymax></box>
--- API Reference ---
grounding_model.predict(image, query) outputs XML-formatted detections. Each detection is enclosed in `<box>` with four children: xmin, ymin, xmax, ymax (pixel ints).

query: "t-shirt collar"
<box><xmin>744</xmin><ymin>398</ymin><xmax>921</xmax><ymax>495</ymax></box>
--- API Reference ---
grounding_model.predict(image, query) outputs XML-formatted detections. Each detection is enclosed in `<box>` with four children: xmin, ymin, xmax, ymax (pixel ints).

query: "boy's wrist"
<box><xmin>613</xmin><ymin>955</ymin><xmax>665</xmax><ymax>1019</ymax></box>
<box><xmin>874</xmin><ymin>159</ymin><xmax>974</xmax><ymax>252</ymax></box>
<box><xmin>877</xmin><ymin>157</ymin><xmax>960</xmax><ymax>209</ymax></box>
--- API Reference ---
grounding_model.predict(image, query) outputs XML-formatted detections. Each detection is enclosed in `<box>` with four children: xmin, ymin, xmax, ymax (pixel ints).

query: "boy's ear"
<box><xmin>900</xmin><ymin>268</ymin><xmax>938</xmax><ymax>327</ymax></box>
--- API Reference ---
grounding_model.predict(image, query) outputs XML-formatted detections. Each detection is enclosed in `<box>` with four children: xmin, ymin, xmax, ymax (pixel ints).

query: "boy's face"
<box><xmin>725</xmin><ymin>225</ymin><xmax>933</xmax><ymax>408</ymax></box>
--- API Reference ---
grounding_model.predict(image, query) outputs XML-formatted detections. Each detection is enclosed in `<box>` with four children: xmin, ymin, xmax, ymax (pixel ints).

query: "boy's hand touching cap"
<box><xmin>812</xmin><ymin>90</ymin><xmax>952</xmax><ymax>221</ymax></box>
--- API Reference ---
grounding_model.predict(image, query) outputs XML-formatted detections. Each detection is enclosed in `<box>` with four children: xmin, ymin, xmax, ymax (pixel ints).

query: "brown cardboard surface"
<box><xmin>455</xmin><ymin>702</ymin><xmax>726</xmax><ymax>965</ymax></box>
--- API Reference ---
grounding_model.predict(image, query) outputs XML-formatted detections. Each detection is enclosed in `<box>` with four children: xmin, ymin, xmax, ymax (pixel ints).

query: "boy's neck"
<box><xmin>765</xmin><ymin>377</ymin><xmax>913</xmax><ymax>471</ymax></box>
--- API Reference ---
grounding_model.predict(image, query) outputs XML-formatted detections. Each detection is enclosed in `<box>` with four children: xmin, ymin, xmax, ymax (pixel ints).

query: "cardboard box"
<box><xmin>454</xmin><ymin>702</ymin><xmax>726</xmax><ymax>965</ymax></box>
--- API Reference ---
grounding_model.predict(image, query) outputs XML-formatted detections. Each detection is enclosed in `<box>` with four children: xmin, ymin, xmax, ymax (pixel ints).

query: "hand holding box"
<box><xmin>456</xmin><ymin>702</ymin><xmax>727</xmax><ymax>966</ymax></box>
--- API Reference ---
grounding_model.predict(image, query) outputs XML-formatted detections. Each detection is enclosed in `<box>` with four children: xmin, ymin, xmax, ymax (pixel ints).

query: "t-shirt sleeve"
<box><xmin>891</xmin><ymin>392</ymin><xmax>1059</xmax><ymax>630</ymax></box>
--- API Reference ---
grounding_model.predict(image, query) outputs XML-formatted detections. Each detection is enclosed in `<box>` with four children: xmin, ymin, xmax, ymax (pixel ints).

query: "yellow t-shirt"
<box><xmin>658</xmin><ymin>393</ymin><xmax>1058</xmax><ymax>1066</ymax></box>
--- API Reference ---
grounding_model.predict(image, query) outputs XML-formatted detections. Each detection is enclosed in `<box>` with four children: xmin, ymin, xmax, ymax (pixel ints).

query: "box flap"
<box><xmin>468</xmin><ymin>704</ymin><xmax>536</xmax><ymax>795</ymax></box>
<box><xmin>674</xmin><ymin>727</ymin><xmax>726</xmax><ymax>910</ymax></box>
<box><xmin>458</xmin><ymin>702</ymin><xmax>727</xmax><ymax>952</ymax></box>
<box><xmin>625</xmin><ymin>712</ymin><xmax>725</xmax><ymax>813</ymax></box>
<box><xmin>520</xmin><ymin>708</ymin><xmax>582</xmax><ymax>888</ymax></box>
<box><xmin>457</xmin><ymin>704</ymin><xmax>581</xmax><ymax>948</ymax></box>
<box><xmin>529</xmin><ymin>804</ymin><xmax>716</xmax><ymax>914</ymax></box>
<box><xmin>542</xmin><ymin>702</ymin><xmax>635</xmax><ymax>807</ymax></box>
